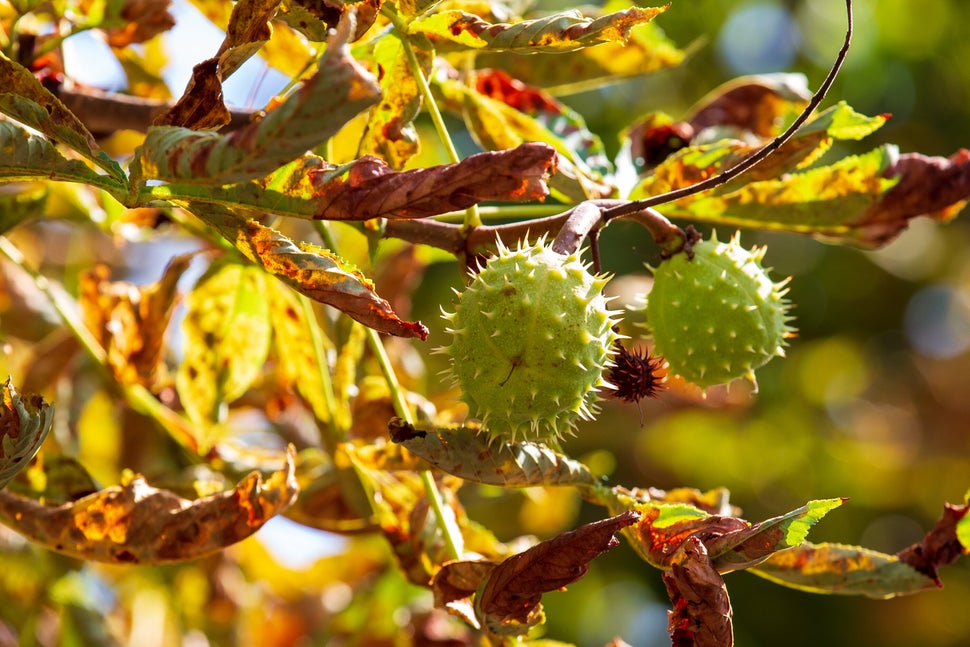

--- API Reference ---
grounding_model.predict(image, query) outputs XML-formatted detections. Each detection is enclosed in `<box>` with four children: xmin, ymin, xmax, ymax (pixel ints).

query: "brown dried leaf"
<box><xmin>859</xmin><ymin>149</ymin><xmax>970</xmax><ymax>246</ymax></box>
<box><xmin>102</xmin><ymin>0</ymin><xmax>177</xmax><ymax>47</ymax></box>
<box><xmin>279</xmin><ymin>0</ymin><xmax>382</xmax><ymax>41</ymax></box>
<box><xmin>897</xmin><ymin>502</ymin><xmax>970</xmax><ymax>586</ymax></box>
<box><xmin>302</xmin><ymin>142</ymin><xmax>557</xmax><ymax>220</ymax></box>
<box><xmin>0</xmin><ymin>446</ymin><xmax>298</xmax><ymax>564</ymax></box>
<box><xmin>686</xmin><ymin>73</ymin><xmax>812</xmax><ymax>138</ymax></box>
<box><xmin>79</xmin><ymin>255</ymin><xmax>192</xmax><ymax>389</ymax></box>
<box><xmin>431</xmin><ymin>560</ymin><xmax>498</xmax><ymax>629</ymax></box>
<box><xmin>155</xmin><ymin>0</ymin><xmax>281</xmax><ymax>128</ymax></box>
<box><xmin>662</xmin><ymin>536</ymin><xmax>733</xmax><ymax>647</ymax></box>
<box><xmin>478</xmin><ymin>511</ymin><xmax>639</xmax><ymax>631</ymax></box>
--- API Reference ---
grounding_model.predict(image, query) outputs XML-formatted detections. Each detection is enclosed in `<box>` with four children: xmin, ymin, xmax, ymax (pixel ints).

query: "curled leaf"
<box><xmin>135</xmin><ymin>16</ymin><xmax>381</xmax><ymax>184</ymax></box>
<box><xmin>662</xmin><ymin>536</ymin><xmax>733</xmax><ymax>647</ymax></box>
<box><xmin>79</xmin><ymin>256</ymin><xmax>191</xmax><ymax>389</ymax></box>
<box><xmin>477</xmin><ymin>511</ymin><xmax>639</xmax><ymax>633</ymax></box>
<box><xmin>0</xmin><ymin>378</ymin><xmax>54</xmax><ymax>491</ymax></box>
<box><xmin>896</xmin><ymin>502</ymin><xmax>969</xmax><ymax>586</ymax></box>
<box><xmin>193</xmin><ymin>208</ymin><xmax>428</xmax><ymax>339</ymax></box>
<box><xmin>101</xmin><ymin>0</ymin><xmax>176</xmax><ymax>47</ymax></box>
<box><xmin>388</xmin><ymin>418</ymin><xmax>595</xmax><ymax>487</ymax></box>
<box><xmin>0</xmin><ymin>447</ymin><xmax>298</xmax><ymax>563</ymax></box>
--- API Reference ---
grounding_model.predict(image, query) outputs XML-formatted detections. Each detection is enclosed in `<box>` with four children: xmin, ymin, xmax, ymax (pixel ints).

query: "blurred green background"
<box><xmin>534</xmin><ymin>1</ymin><xmax>970</xmax><ymax>645</ymax></box>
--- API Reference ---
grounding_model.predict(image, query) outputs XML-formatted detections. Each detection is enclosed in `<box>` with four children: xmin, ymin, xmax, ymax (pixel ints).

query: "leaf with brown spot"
<box><xmin>79</xmin><ymin>255</ymin><xmax>192</xmax><ymax>389</ymax></box>
<box><xmin>431</xmin><ymin>560</ymin><xmax>498</xmax><ymax>629</ymax></box>
<box><xmin>477</xmin><ymin>511</ymin><xmax>639</xmax><ymax>634</ymax></box>
<box><xmin>388</xmin><ymin>418</ymin><xmax>596</xmax><ymax>487</ymax></box>
<box><xmin>135</xmin><ymin>15</ymin><xmax>380</xmax><ymax>184</ymax></box>
<box><xmin>192</xmin><ymin>207</ymin><xmax>428</xmax><ymax>339</ymax></box>
<box><xmin>101</xmin><ymin>0</ymin><xmax>177</xmax><ymax>48</ymax></box>
<box><xmin>662</xmin><ymin>536</ymin><xmax>733</xmax><ymax>647</ymax></box>
<box><xmin>0</xmin><ymin>378</ymin><xmax>54</xmax><ymax>491</ymax></box>
<box><xmin>686</xmin><ymin>73</ymin><xmax>813</xmax><ymax>139</ymax></box>
<box><xmin>409</xmin><ymin>6</ymin><xmax>668</xmax><ymax>54</ymax></box>
<box><xmin>0</xmin><ymin>446</ymin><xmax>298</xmax><ymax>564</ymax></box>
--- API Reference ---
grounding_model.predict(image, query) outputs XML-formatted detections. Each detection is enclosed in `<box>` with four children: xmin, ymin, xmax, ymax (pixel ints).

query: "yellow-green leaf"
<box><xmin>176</xmin><ymin>261</ymin><xmax>272</xmax><ymax>428</ymax></box>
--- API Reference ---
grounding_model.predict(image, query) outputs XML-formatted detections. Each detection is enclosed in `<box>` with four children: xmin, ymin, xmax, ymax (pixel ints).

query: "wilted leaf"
<box><xmin>0</xmin><ymin>446</ymin><xmax>298</xmax><ymax>563</ymax></box>
<box><xmin>687</xmin><ymin>73</ymin><xmax>813</xmax><ymax>139</ymax></box>
<box><xmin>153</xmin><ymin>142</ymin><xmax>557</xmax><ymax>218</ymax></box>
<box><xmin>858</xmin><ymin>148</ymin><xmax>970</xmax><ymax>246</ymax></box>
<box><xmin>156</xmin><ymin>0</ymin><xmax>280</xmax><ymax>129</ymax></box>
<box><xmin>896</xmin><ymin>502</ymin><xmax>969</xmax><ymax>586</ymax></box>
<box><xmin>0</xmin><ymin>121</ymin><xmax>127</xmax><ymax>197</ymax></box>
<box><xmin>409</xmin><ymin>6</ymin><xmax>666</xmax><ymax>54</ymax></box>
<box><xmin>278</xmin><ymin>0</ymin><xmax>382</xmax><ymax>41</ymax></box>
<box><xmin>176</xmin><ymin>261</ymin><xmax>272</xmax><ymax>429</ymax></box>
<box><xmin>358</xmin><ymin>31</ymin><xmax>430</xmax><ymax>168</ymax></box>
<box><xmin>79</xmin><ymin>255</ymin><xmax>191</xmax><ymax>389</ymax></box>
<box><xmin>707</xmin><ymin>498</ymin><xmax>846</xmax><ymax>573</ymax></box>
<box><xmin>134</xmin><ymin>17</ymin><xmax>381</xmax><ymax>184</ymax></box>
<box><xmin>432</xmin><ymin>560</ymin><xmax>497</xmax><ymax>629</ymax></box>
<box><xmin>388</xmin><ymin>418</ymin><xmax>596</xmax><ymax>487</ymax></box>
<box><xmin>477</xmin><ymin>511</ymin><xmax>639</xmax><ymax>633</ymax></box>
<box><xmin>0</xmin><ymin>54</ymin><xmax>125</xmax><ymax>181</ymax></box>
<box><xmin>284</xmin><ymin>448</ymin><xmax>379</xmax><ymax>533</ymax></box>
<box><xmin>662</xmin><ymin>536</ymin><xmax>733</xmax><ymax>647</ymax></box>
<box><xmin>0</xmin><ymin>378</ymin><xmax>54</xmax><ymax>491</ymax></box>
<box><xmin>101</xmin><ymin>0</ymin><xmax>176</xmax><ymax>47</ymax></box>
<box><xmin>193</xmin><ymin>209</ymin><xmax>428</xmax><ymax>338</ymax></box>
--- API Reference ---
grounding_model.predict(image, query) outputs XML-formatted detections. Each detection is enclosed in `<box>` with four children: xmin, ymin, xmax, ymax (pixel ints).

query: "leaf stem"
<box><xmin>300</xmin><ymin>293</ymin><xmax>344</xmax><ymax>448</ymax></box>
<box><xmin>389</xmin><ymin>11</ymin><xmax>482</xmax><ymax>231</ymax></box>
<box><xmin>0</xmin><ymin>235</ymin><xmax>201</xmax><ymax>454</ymax></box>
<box><xmin>364</xmin><ymin>325</ymin><xmax>462</xmax><ymax>562</ymax></box>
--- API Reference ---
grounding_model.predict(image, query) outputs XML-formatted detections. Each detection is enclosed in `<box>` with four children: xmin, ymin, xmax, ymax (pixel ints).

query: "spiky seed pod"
<box><xmin>441</xmin><ymin>238</ymin><xmax>619</xmax><ymax>443</ymax></box>
<box><xmin>605</xmin><ymin>340</ymin><xmax>666</xmax><ymax>404</ymax></box>
<box><xmin>644</xmin><ymin>232</ymin><xmax>795</xmax><ymax>389</ymax></box>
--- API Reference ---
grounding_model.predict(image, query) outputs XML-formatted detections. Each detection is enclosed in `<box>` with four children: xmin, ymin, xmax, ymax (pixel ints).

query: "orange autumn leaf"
<box><xmin>0</xmin><ymin>446</ymin><xmax>298</xmax><ymax>564</ymax></box>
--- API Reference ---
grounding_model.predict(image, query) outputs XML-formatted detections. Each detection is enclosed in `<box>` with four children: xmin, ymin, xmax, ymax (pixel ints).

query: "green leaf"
<box><xmin>176</xmin><ymin>261</ymin><xmax>272</xmax><ymax>431</ymax></box>
<box><xmin>133</xmin><ymin>18</ymin><xmax>381</xmax><ymax>184</ymax></box>
<box><xmin>750</xmin><ymin>542</ymin><xmax>942</xmax><ymax>599</ymax></box>
<box><xmin>960</xmin><ymin>491</ymin><xmax>970</xmax><ymax>550</ymax></box>
<box><xmin>192</xmin><ymin>207</ymin><xmax>429</xmax><ymax>338</ymax></box>
<box><xmin>409</xmin><ymin>6</ymin><xmax>667</xmax><ymax>54</ymax></box>
<box><xmin>358</xmin><ymin>32</ymin><xmax>430</xmax><ymax>168</ymax></box>
<box><xmin>708</xmin><ymin>498</ymin><xmax>846</xmax><ymax>573</ymax></box>
<box><xmin>0</xmin><ymin>183</ymin><xmax>48</xmax><ymax>234</ymax></box>
<box><xmin>0</xmin><ymin>378</ymin><xmax>55</xmax><ymax>491</ymax></box>
<box><xmin>146</xmin><ymin>143</ymin><xmax>556</xmax><ymax>219</ymax></box>
<box><xmin>388</xmin><ymin>418</ymin><xmax>597</xmax><ymax>487</ymax></box>
<box><xmin>0</xmin><ymin>121</ymin><xmax>128</xmax><ymax>197</ymax></box>
<box><xmin>265</xmin><ymin>281</ymin><xmax>334</xmax><ymax>423</ymax></box>
<box><xmin>0</xmin><ymin>54</ymin><xmax>125</xmax><ymax>181</ymax></box>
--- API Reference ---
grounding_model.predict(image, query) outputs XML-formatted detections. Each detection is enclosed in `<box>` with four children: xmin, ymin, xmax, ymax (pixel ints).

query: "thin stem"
<box><xmin>602</xmin><ymin>0</ymin><xmax>854</xmax><ymax>222</ymax></box>
<box><xmin>387</xmin><ymin>9</ymin><xmax>482</xmax><ymax>231</ymax></box>
<box><xmin>364</xmin><ymin>325</ymin><xmax>463</xmax><ymax>561</ymax></box>
<box><xmin>300</xmin><ymin>294</ymin><xmax>344</xmax><ymax>448</ymax></box>
<box><xmin>0</xmin><ymin>236</ymin><xmax>201</xmax><ymax>454</ymax></box>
